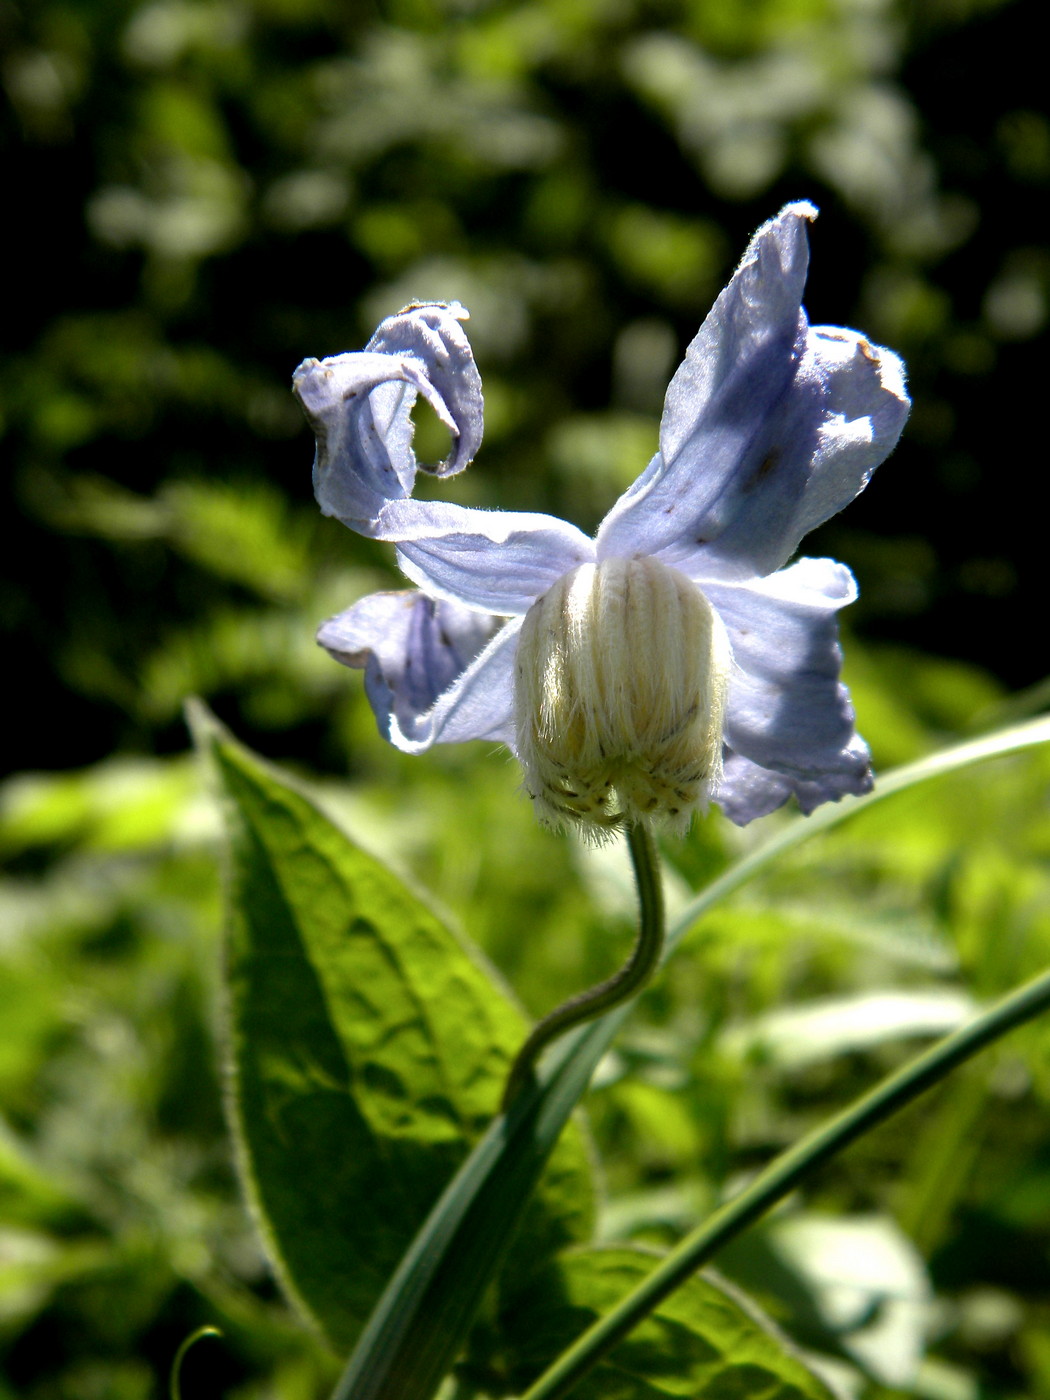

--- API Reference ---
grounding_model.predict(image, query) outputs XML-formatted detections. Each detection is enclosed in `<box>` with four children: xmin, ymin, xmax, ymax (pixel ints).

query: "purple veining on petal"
<box><xmin>318</xmin><ymin>591</ymin><xmax>502</xmax><ymax>744</ymax></box>
<box><xmin>596</xmin><ymin>205</ymin><xmax>908</xmax><ymax>582</ymax></box>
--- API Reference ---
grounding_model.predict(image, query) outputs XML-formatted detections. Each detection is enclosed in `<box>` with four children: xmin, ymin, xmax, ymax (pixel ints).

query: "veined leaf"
<box><xmin>717</xmin><ymin>1213</ymin><xmax>931</xmax><ymax>1388</ymax></box>
<box><xmin>498</xmin><ymin>1245</ymin><xmax>838</xmax><ymax>1400</ymax></box>
<box><xmin>201</xmin><ymin>710</ymin><xmax>1050</xmax><ymax>1398</ymax></box>
<box><xmin>192</xmin><ymin>704</ymin><xmax>594</xmax><ymax>1353</ymax></box>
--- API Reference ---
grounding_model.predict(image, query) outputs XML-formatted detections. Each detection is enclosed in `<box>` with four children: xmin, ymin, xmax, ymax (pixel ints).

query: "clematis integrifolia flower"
<box><xmin>294</xmin><ymin>203</ymin><xmax>910</xmax><ymax>834</ymax></box>
<box><xmin>514</xmin><ymin>556</ymin><xmax>732</xmax><ymax>833</ymax></box>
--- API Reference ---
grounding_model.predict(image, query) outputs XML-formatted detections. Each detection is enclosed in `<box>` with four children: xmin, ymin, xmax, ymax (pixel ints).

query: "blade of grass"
<box><xmin>519</xmin><ymin>964</ymin><xmax>1050</xmax><ymax>1400</ymax></box>
<box><xmin>669</xmin><ymin>713</ymin><xmax>1050</xmax><ymax>949</ymax></box>
<box><xmin>329</xmin><ymin>1012</ymin><xmax>631</xmax><ymax>1400</ymax></box>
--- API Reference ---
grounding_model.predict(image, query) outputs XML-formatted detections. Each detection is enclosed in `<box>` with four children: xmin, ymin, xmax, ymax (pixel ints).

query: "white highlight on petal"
<box><xmin>514</xmin><ymin>556</ymin><xmax>731</xmax><ymax>834</ymax></box>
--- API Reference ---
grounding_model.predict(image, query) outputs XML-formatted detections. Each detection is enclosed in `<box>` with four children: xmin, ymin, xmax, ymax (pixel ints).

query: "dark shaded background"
<box><xmin>3</xmin><ymin>0</ymin><xmax>1046</xmax><ymax>781</ymax></box>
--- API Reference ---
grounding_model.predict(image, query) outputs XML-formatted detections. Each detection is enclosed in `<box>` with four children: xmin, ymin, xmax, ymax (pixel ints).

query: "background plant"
<box><xmin>2</xmin><ymin>0</ymin><xmax>1048</xmax><ymax>1396</ymax></box>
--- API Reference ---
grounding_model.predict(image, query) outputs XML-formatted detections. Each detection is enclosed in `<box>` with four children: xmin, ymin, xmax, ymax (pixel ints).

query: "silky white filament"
<box><xmin>515</xmin><ymin>555</ymin><xmax>731</xmax><ymax>834</ymax></box>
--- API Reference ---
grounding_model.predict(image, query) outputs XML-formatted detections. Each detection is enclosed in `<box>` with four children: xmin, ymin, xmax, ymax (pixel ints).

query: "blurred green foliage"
<box><xmin>3</xmin><ymin>0</ymin><xmax>1048</xmax><ymax>773</ymax></box>
<box><xmin>3</xmin><ymin>628</ymin><xmax>1050</xmax><ymax>1398</ymax></box>
<box><xmin>2</xmin><ymin>0</ymin><xmax>1049</xmax><ymax>1394</ymax></box>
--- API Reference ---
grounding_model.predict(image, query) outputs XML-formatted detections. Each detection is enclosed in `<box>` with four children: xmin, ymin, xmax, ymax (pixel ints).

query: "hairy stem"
<box><xmin>501</xmin><ymin>822</ymin><xmax>664</xmax><ymax>1111</ymax></box>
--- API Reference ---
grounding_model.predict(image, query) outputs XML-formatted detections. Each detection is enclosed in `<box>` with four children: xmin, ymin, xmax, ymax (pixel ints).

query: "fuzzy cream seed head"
<box><xmin>515</xmin><ymin>555</ymin><xmax>731</xmax><ymax>836</ymax></box>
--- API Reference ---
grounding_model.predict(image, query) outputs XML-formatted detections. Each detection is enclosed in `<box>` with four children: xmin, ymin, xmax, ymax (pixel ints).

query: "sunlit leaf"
<box><xmin>720</xmin><ymin>1213</ymin><xmax>932</xmax><ymax>1388</ymax></box>
<box><xmin>193</xmin><ymin>704</ymin><xmax>594</xmax><ymax>1352</ymax></box>
<box><xmin>498</xmin><ymin>1245</ymin><xmax>839</xmax><ymax>1400</ymax></box>
<box><xmin>720</xmin><ymin>988</ymin><xmax>978</xmax><ymax>1069</ymax></box>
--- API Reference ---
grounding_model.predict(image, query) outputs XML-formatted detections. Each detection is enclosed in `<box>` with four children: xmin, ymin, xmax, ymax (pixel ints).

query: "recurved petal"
<box><xmin>317</xmin><ymin>590</ymin><xmax>517</xmax><ymax>750</ymax></box>
<box><xmin>595</xmin><ymin>204</ymin><xmax>910</xmax><ymax>580</ymax></box>
<box><xmin>293</xmin><ymin>302</ymin><xmax>483</xmax><ymax>531</ymax></box>
<box><xmin>704</xmin><ymin>557</ymin><xmax>873</xmax><ymax>823</ymax></box>
<box><xmin>366</xmin><ymin>302</ymin><xmax>484</xmax><ymax>480</ymax></box>
<box><xmin>375</xmin><ymin>499</ymin><xmax>595</xmax><ymax>615</ymax></box>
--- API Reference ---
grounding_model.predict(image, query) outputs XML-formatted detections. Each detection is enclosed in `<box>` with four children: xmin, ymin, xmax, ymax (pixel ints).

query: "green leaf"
<box><xmin>290</xmin><ymin>713</ymin><xmax>1050</xmax><ymax>1400</ymax></box>
<box><xmin>163</xmin><ymin>478</ymin><xmax>314</xmax><ymax>602</ymax></box>
<box><xmin>0</xmin><ymin>1123</ymin><xmax>94</xmax><ymax>1233</ymax></box>
<box><xmin>192</xmin><ymin>704</ymin><xmax>594</xmax><ymax>1353</ymax></box>
<box><xmin>513</xmin><ymin>715</ymin><xmax>1050</xmax><ymax>1400</ymax></box>
<box><xmin>719</xmin><ymin>987</ymin><xmax>978</xmax><ymax>1069</ymax></box>
<box><xmin>326</xmin><ymin>1014</ymin><xmax>626</xmax><ymax>1400</ymax></box>
<box><xmin>498</xmin><ymin>1245</ymin><xmax>838</xmax><ymax>1400</ymax></box>
<box><xmin>718</xmin><ymin>1213</ymin><xmax>930</xmax><ymax>1388</ymax></box>
<box><xmin>669</xmin><ymin>714</ymin><xmax>1050</xmax><ymax>951</ymax></box>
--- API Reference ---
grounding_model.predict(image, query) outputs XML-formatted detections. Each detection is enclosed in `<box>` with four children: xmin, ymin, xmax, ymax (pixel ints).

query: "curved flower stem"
<box><xmin>501</xmin><ymin>821</ymin><xmax>665</xmax><ymax>1112</ymax></box>
<box><xmin>169</xmin><ymin>1327</ymin><xmax>221</xmax><ymax>1400</ymax></box>
<box><xmin>519</xmin><ymin>962</ymin><xmax>1050</xmax><ymax>1400</ymax></box>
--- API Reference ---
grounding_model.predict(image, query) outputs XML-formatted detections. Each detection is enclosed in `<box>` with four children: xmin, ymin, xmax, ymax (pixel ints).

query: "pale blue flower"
<box><xmin>294</xmin><ymin>203</ymin><xmax>909</xmax><ymax>826</ymax></box>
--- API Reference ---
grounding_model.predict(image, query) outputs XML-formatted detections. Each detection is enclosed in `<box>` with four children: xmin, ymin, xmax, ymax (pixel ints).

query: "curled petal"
<box><xmin>375</xmin><ymin>499</ymin><xmax>595</xmax><ymax>615</ymax></box>
<box><xmin>595</xmin><ymin>204</ymin><xmax>909</xmax><ymax>579</ymax></box>
<box><xmin>367</xmin><ymin>303</ymin><xmax>484</xmax><ymax>481</ymax></box>
<box><xmin>704</xmin><ymin>557</ymin><xmax>873</xmax><ymax>823</ymax></box>
<box><xmin>318</xmin><ymin>590</ymin><xmax>518</xmax><ymax>750</ymax></box>
<box><xmin>294</xmin><ymin>302</ymin><xmax>483</xmax><ymax>530</ymax></box>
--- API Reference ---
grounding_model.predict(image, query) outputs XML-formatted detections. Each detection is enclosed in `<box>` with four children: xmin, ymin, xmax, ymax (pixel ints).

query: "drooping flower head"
<box><xmin>294</xmin><ymin>204</ymin><xmax>909</xmax><ymax>832</ymax></box>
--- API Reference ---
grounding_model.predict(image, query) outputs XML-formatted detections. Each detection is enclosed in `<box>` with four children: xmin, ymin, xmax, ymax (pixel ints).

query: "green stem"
<box><xmin>520</xmin><ymin>963</ymin><xmax>1050</xmax><ymax>1400</ymax></box>
<box><xmin>169</xmin><ymin>1327</ymin><xmax>221</xmax><ymax>1400</ymax></box>
<box><xmin>502</xmin><ymin>822</ymin><xmax>665</xmax><ymax>1111</ymax></box>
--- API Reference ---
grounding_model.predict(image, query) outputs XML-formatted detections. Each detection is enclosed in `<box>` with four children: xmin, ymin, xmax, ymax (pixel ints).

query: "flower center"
<box><xmin>515</xmin><ymin>555</ymin><xmax>731</xmax><ymax>834</ymax></box>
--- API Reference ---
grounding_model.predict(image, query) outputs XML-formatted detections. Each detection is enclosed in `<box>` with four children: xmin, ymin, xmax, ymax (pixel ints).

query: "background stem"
<box><xmin>521</xmin><ymin>964</ymin><xmax>1050</xmax><ymax>1400</ymax></box>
